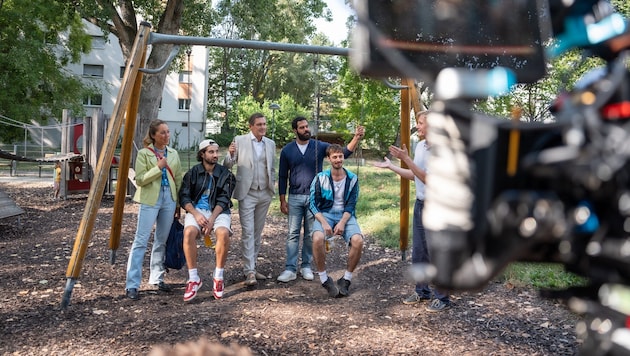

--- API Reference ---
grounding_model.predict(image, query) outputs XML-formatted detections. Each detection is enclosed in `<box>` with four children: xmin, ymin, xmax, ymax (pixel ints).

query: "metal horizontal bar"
<box><xmin>149</xmin><ymin>33</ymin><xmax>351</xmax><ymax>57</ymax></box>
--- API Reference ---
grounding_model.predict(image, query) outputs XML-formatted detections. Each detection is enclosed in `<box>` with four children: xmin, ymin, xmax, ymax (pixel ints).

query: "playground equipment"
<box><xmin>0</xmin><ymin>109</ymin><xmax>121</xmax><ymax>199</ymax></box>
<box><xmin>60</xmin><ymin>22</ymin><xmax>421</xmax><ymax>308</ymax></box>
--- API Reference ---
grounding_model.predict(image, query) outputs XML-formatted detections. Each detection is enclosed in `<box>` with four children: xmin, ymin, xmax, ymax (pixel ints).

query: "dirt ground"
<box><xmin>0</xmin><ymin>178</ymin><xmax>580</xmax><ymax>355</ymax></box>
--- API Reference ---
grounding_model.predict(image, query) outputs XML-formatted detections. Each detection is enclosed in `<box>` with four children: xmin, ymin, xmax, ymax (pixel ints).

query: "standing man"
<box><xmin>179</xmin><ymin>139</ymin><xmax>235</xmax><ymax>301</ymax></box>
<box><xmin>277</xmin><ymin>117</ymin><xmax>364</xmax><ymax>282</ymax></box>
<box><xmin>223</xmin><ymin>113</ymin><xmax>276</xmax><ymax>286</ymax></box>
<box><xmin>373</xmin><ymin>111</ymin><xmax>452</xmax><ymax>312</ymax></box>
<box><xmin>310</xmin><ymin>144</ymin><xmax>364</xmax><ymax>298</ymax></box>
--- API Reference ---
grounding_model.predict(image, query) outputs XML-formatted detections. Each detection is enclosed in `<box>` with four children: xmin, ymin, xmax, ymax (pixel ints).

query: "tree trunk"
<box><xmin>134</xmin><ymin>0</ymin><xmax>185</xmax><ymax>152</ymax></box>
<box><xmin>110</xmin><ymin>0</ymin><xmax>185</xmax><ymax>196</ymax></box>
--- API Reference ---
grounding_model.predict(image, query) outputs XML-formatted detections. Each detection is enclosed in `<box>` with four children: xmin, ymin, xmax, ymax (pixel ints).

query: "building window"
<box><xmin>91</xmin><ymin>36</ymin><xmax>106</xmax><ymax>49</ymax></box>
<box><xmin>178</xmin><ymin>99</ymin><xmax>191</xmax><ymax>111</ymax></box>
<box><xmin>120</xmin><ymin>66</ymin><xmax>125</xmax><ymax>79</ymax></box>
<box><xmin>83</xmin><ymin>94</ymin><xmax>103</xmax><ymax>107</ymax></box>
<box><xmin>179</xmin><ymin>71</ymin><xmax>191</xmax><ymax>83</ymax></box>
<box><xmin>83</xmin><ymin>64</ymin><xmax>104</xmax><ymax>78</ymax></box>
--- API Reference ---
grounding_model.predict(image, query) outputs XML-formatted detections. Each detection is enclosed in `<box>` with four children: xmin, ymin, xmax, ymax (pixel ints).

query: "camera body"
<box><xmin>352</xmin><ymin>1</ymin><xmax>630</xmax><ymax>354</ymax></box>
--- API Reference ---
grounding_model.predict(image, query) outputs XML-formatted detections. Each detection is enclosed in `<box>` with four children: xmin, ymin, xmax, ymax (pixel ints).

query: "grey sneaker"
<box><xmin>300</xmin><ymin>267</ymin><xmax>314</xmax><ymax>281</ymax></box>
<box><xmin>426</xmin><ymin>298</ymin><xmax>451</xmax><ymax>312</ymax></box>
<box><xmin>322</xmin><ymin>277</ymin><xmax>340</xmax><ymax>298</ymax></box>
<box><xmin>402</xmin><ymin>291</ymin><xmax>431</xmax><ymax>305</ymax></box>
<box><xmin>277</xmin><ymin>270</ymin><xmax>297</xmax><ymax>283</ymax></box>
<box><xmin>244</xmin><ymin>272</ymin><xmax>257</xmax><ymax>286</ymax></box>
<box><xmin>337</xmin><ymin>277</ymin><xmax>351</xmax><ymax>297</ymax></box>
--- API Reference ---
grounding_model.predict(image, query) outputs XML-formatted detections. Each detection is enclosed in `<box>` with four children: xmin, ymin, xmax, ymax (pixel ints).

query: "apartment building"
<box><xmin>64</xmin><ymin>20</ymin><xmax>210</xmax><ymax>150</ymax></box>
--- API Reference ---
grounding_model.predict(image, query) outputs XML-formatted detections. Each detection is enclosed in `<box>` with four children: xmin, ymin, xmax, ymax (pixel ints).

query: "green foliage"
<box><xmin>207</xmin><ymin>0</ymin><xmax>330</xmax><ymax>131</ymax></box>
<box><xmin>0</xmin><ymin>0</ymin><xmax>91</xmax><ymax>143</ymax></box>
<box><xmin>232</xmin><ymin>94</ymin><xmax>310</xmax><ymax>146</ymax></box>
<box><xmin>208</xmin><ymin>127</ymin><xmax>238</xmax><ymax>148</ymax></box>
<box><xmin>334</xmin><ymin>61</ymin><xmax>401</xmax><ymax>155</ymax></box>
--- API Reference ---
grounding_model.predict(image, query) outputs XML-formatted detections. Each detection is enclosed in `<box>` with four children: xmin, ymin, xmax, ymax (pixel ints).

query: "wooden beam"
<box><xmin>61</xmin><ymin>22</ymin><xmax>152</xmax><ymax>309</ymax></box>
<box><xmin>108</xmin><ymin>49</ymin><xmax>146</xmax><ymax>258</ymax></box>
<box><xmin>399</xmin><ymin>78</ymin><xmax>413</xmax><ymax>259</ymax></box>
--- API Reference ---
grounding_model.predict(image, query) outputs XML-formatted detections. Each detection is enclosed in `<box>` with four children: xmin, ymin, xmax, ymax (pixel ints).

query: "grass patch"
<box><xmin>500</xmin><ymin>262</ymin><xmax>588</xmax><ymax>289</ymax></box>
<box><xmin>352</xmin><ymin>163</ymin><xmax>588</xmax><ymax>290</ymax></box>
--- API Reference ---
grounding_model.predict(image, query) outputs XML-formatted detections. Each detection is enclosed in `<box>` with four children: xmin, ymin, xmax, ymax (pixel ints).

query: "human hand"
<box><xmin>157</xmin><ymin>156</ymin><xmax>167</xmax><ymax>169</ymax></box>
<box><xmin>354</xmin><ymin>125</ymin><xmax>365</xmax><ymax>139</ymax></box>
<box><xmin>228</xmin><ymin>140</ymin><xmax>237</xmax><ymax>156</ymax></box>
<box><xmin>389</xmin><ymin>144</ymin><xmax>409</xmax><ymax>161</ymax></box>
<box><xmin>195</xmin><ymin>212</ymin><xmax>207</xmax><ymax>229</ymax></box>
<box><xmin>372</xmin><ymin>157</ymin><xmax>391</xmax><ymax>169</ymax></box>
<box><xmin>333</xmin><ymin>223</ymin><xmax>345</xmax><ymax>237</ymax></box>
<box><xmin>322</xmin><ymin>222</ymin><xmax>333</xmax><ymax>237</ymax></box>
<box><xmin>280</xmin><ymin>200</ymin><xmax>288</xmax><ymax>215</ymax></box>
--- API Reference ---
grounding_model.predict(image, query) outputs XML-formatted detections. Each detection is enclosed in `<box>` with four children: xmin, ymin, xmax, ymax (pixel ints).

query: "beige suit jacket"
<box><xmin>223</xmin><ymin>133</ymin><xmax>276</xmax><ymax>201</ymax></box>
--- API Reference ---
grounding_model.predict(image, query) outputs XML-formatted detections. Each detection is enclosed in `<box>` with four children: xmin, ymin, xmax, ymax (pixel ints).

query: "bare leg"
<box><xmin>312</xmin><ymin>231</ymin><xmax>326</xmax><ymax>272</ymax></box>
<box><xmin>183</xmin><ymin>226</ymin><xmax>199</xmax><ymax>269</ymax></box>
<box><xmin>214</xmin><ymin>227</ymin><xmax>230</xmax><ymax>269</ymax></box>
<box><xmin>346</xmin><ymin>234</ymin><xmax>364</xmax><ymax>272</ymax></box>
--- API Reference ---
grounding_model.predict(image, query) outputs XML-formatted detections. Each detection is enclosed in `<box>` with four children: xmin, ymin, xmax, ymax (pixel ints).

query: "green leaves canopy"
<box><xmin>0</xmin><ymin>0</ymin><xmax>91</xmax><ymax>143</ymax></box>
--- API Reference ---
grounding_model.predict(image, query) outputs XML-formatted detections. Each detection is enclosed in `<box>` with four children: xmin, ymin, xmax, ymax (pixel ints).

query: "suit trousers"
<box><xmin>239</xmin><ymin>188</ymin><xmax>273</xmax><ymax>275</ymax></box>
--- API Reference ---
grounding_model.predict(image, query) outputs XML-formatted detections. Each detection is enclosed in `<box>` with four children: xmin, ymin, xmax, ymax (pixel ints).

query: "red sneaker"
<box><xmin>183</xmin><ymin>280</ymin><xmax>202</xmax><ymax>302</ymax></box>
<box><xmin>213</xmin><ymin>278</ymin><xmax>224</xmax><ymax>299</ymax></box>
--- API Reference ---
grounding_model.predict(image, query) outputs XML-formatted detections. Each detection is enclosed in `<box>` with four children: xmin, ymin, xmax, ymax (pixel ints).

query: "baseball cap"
<box><xmin>198</xmin><ymin>139</ymin><xmax>217</xmax><ymax>152</ymax></box>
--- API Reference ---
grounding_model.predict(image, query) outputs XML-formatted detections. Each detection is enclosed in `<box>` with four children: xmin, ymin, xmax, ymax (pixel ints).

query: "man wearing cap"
<box><xmin>179</xmin><ymin>139</ymin><xmax>235</xmax><ymax>301</ymax></box>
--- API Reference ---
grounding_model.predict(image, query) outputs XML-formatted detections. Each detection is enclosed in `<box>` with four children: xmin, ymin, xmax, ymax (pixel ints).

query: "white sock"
<box><xmin>344</xmin><ymin>271</ymin><xmax>353</xmax><ymax>281</ymax></box>
<box><xmin>188</xmin><ymin>268</ymin><xmax>200</xmax><ymax>282</ymax></box>
<box><xmin>214</xmin><ymin>268</ymin><xmax>224</xmax><ymax>279</ymax></box>
<box><xmin>319</xmin><ymin>271</ymin><xmax>328</xmax><ymax>284</ymax></box>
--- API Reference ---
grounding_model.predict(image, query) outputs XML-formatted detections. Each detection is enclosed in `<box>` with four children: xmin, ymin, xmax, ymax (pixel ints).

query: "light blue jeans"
<box><xmin>125</xmin><ymin>186</ymin><xmax>176</xmax><ymax>290</ymax></box>
<box><xmin>284</xmin><ymin>194</ymin><xmax>313</xmax><ymax>272</ymax></box>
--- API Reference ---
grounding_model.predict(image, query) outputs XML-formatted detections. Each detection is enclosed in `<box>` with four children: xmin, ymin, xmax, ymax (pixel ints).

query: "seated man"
<box><xmin>179</xmin><ymin>139</ymin><xmax>235</xmax><ymax>301</ymax></box>
<box><xmin>309</xmin><ymin>144</ymin><xmax>364</xmax><ymax>298</ymax></box>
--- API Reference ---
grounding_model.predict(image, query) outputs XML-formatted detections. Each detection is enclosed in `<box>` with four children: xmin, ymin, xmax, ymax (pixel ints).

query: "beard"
<box><xmin>296</xmin><ymin>131</ymin><xmax>311</xmax><ymax>141</ymax></box>
<box><xmin>204</xmin><ymin>157</ymin><xmax>218</xmax><ymax>166</ymax></box>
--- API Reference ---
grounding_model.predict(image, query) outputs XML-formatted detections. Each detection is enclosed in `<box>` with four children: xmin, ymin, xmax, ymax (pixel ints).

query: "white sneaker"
<box><xmin>300</xmin><ymin>267</ymin><xmax>314</xmax><ymax>281</ymax></box>
<box><xmin>277</xmin><ymin>270</ymin><xmax>297</xmax><ymax>282</ymax></box>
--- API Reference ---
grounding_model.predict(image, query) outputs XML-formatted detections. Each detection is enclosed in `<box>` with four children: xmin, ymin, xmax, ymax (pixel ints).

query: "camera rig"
<box><xmin>353</xmin><ymin>1</ymin><xmax>630</xmax><ymax>355</ymax></box>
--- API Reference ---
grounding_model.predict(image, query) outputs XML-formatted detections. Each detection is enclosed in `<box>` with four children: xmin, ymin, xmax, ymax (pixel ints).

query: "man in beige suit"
<box><xmin>223</xmin><ymin>112</ymin><xmax>277</xmax><ymax>286</ymax></box>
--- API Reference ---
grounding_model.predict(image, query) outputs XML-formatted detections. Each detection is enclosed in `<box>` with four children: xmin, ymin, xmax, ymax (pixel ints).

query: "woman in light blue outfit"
<box><xmin>125</xmin><ymin>119</ymin><xmax>183</xmax><ymax>300</ymax></box>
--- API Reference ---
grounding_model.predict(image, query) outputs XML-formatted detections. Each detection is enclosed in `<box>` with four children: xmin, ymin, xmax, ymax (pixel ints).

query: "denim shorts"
<box><xmin>184</xmin><ymin>208</ymin><xmax>233</xmax><ymax>235</ymax></box>
<box><xmin>313</xmin><ymin>210</ymin><xmax>362</xmax><ymax>244</ymax></box>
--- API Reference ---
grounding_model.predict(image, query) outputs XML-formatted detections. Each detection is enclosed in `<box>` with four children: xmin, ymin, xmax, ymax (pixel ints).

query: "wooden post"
<box><xmin>108</xmin><ymin>49</ymin><xmax>146</xmax><ymax>263</ymax></box>
<box><xmin>399</xmin><ymin>79</ymin><xmax>412</xmax><ymax>260</ymax></box>
<box><xmin>61</xmin><ymin>22</ymin><xmax>152</xmax><ymax>309</ymax></box>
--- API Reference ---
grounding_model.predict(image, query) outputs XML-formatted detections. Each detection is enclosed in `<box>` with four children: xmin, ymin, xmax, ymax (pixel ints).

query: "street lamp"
<box><xmin>269</xmin><ymin>103</ymin><xmax>280</xmax><ymax>141</ymax></box>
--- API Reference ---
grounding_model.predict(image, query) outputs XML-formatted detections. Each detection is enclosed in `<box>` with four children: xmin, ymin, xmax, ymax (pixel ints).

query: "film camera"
<box><xmin>352</xmin><ymin>1</ymin><xmax>630</xmax><ymax>355</ymax></box>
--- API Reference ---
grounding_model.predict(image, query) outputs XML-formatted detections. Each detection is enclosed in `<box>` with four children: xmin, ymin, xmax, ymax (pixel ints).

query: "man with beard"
<box><xmin>310</xmin><ymin>144</ymin><xmax>364</xmax><ymax>298</ymax></box>
<box><xmin>277</xmin><ymin>117</ymin><xmax>364</xmax><ymax>283</ymax></box>
<box><xmin>179</xmin><ymin>139</ymin><xmax>235</xmax><ymax>301</ymax></box>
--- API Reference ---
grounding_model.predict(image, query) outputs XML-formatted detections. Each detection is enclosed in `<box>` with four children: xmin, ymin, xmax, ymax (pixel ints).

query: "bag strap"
<box><xmin>147</xmin><ymin>147</ymin><xmax>175</xmax><ymax>182</ymax></box>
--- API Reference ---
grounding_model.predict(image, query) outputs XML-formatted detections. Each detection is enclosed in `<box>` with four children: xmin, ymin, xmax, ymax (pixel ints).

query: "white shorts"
<box><xmin>184</xmin><ymin>208</ymin><xmax>233</xmax><ymax>235</ymax></box>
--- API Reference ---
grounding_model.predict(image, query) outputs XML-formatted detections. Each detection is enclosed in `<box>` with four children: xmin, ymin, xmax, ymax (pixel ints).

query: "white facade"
<box><xmin>64</xmin><ymin>21</ymin><xmax>210</xmax><ymax>150</ymax></box>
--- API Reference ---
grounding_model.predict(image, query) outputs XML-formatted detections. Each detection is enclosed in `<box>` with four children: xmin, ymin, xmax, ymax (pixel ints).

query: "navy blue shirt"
<box><xmin>278</xmin><ymin>139</ymin><xmax>352</xmax><ymax>196</ymax></box>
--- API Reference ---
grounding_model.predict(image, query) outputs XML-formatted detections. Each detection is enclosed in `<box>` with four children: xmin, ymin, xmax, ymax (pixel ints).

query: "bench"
<box><xmin>0</xmin><ymin>189</ymin><xmax>24</xmax><ymax>227</ymax></box>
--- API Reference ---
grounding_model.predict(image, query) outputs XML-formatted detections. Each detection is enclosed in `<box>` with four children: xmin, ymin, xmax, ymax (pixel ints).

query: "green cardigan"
<box><xmin>133</xmin><ymin>144</ymin><xmax>183</xmax><ymax>206</ymax></box>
